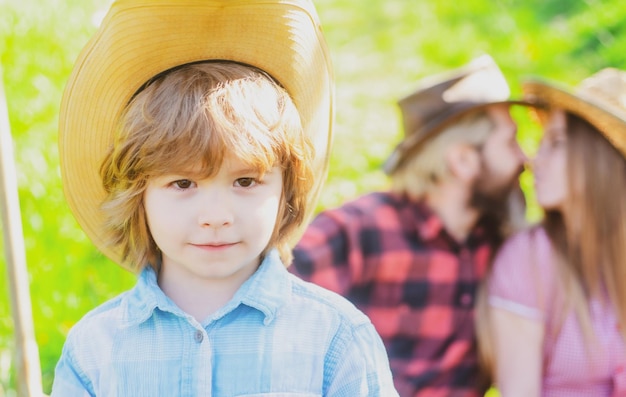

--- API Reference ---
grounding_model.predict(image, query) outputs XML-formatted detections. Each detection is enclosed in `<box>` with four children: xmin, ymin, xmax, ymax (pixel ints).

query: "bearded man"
<box><xmin>289</xmin><ymin>55</ymin><xmax>529</xmax><ymax>397</ymax></box>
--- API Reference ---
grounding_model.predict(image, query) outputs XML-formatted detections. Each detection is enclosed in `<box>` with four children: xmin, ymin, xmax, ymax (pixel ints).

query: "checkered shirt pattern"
<box><xmin>290</xmin><ymin>192</ymin><xmax>500</xmax><ymax>397</ymax></box>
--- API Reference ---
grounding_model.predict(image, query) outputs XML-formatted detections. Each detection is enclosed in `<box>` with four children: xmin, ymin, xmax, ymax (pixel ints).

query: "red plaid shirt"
<box><xmin>290</xmin><ymin>192</ymin><xmax>501</xmax><ymax>397</ymax></box>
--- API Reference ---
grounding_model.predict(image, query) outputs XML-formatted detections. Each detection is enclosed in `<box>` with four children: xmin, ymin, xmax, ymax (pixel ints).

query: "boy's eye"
<box><xmin>172</xmin><ymin>179</ymin><xmax>194</xmax><ymax>189</ymax></box>
<box><xmin>235</xmin><ymin>177</ymin><xmax>257</xmax><ymax>188</ymax></box>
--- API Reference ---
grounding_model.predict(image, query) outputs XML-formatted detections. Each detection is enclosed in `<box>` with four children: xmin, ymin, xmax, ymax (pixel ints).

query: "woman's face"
<box><xmin>533</xmin><ymin>109</ymin><xmax>568</xmax><ymax>212</ymax></box>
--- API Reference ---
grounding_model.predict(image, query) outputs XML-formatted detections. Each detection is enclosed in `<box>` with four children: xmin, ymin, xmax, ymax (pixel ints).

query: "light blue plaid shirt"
<box><xmin>51</xmin><ymin>249</ymin><xmax>398</xmax><ymax>396</ymax></box>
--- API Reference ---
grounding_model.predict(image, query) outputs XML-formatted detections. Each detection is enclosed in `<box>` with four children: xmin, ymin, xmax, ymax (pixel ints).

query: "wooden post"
<box><xmin>0</xmin><ymin>66</ymin><xmax>44</xmax><ymax>396</ymax></box>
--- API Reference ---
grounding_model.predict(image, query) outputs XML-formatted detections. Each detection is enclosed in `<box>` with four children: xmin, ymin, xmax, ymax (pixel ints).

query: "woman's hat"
<box><xmin>384</xmin><ymin>55</ymin><xmax>529</xmax><ymax>174</ymax></box>
<box><xmin>59</xmin><ymin>0</ymin><xmax>334</xmax><ymax>267</ymax></box>
<box><xmin>523</xmin><ymin>68</ymin><xmax>626</xmax><ymax>158</ymax></box>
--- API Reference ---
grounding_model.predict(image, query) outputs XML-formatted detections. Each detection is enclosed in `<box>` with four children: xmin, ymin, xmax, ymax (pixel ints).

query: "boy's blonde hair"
<box><xmin>389</xmin><ymin>111</ymin><xmax>493</xmax><ymax>199</ymax></box>
<box><xmin>100</xmin><ymin>61</ymin><xmax>314</xmax><ymax>272</ymax></box>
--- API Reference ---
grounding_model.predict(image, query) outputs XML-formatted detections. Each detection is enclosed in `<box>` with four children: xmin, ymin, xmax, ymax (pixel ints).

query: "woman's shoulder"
<box><xmin>495</xmin><ymin>225</ymin><xmax>553</xmax><ymax>268</ymax></box>
<box><xmin>488</xmin><ymin>225</ymin><xmax>558</xmax><ymax>314</ymax></box>
<box><xmin>502</xmin><ymin>225</ymin><xmax>550</xmax><ymax>249</ymax></box>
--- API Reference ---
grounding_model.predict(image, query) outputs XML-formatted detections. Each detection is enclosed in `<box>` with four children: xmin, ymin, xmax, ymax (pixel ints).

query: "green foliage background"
<box><xmin>1</xmin><ymin>0</ymin><xmax>625</xmax><ymax>394</ymax></box>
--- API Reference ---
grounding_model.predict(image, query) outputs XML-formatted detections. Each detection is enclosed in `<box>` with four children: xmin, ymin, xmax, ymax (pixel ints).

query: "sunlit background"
<box><xmin>1</xmin><ymin>0</ymin><xmax>625</xmax><ymax>394</ymax></box>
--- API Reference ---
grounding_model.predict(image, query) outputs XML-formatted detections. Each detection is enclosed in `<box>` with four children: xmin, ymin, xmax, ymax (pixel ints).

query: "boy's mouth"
<box><xmin>191</xmin><ymin>242</ymin><xmax>238</xmax><ymax>250</ymax></box>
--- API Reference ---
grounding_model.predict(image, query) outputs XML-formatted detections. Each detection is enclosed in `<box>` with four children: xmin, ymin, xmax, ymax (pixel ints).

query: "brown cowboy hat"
<box><xmin>384</xmin><ymin>54</ymin><xmax>530</xmax><ymax>174</ymax></box>
<box><xmin>523</xmin><ymin>67</ymin><xmax>626</xmax><ymax>158</ymax></box>
<box><xmin>59</xmin><ymin>0</ymin><xmax>334</xmax><ymax>268</ymax></box>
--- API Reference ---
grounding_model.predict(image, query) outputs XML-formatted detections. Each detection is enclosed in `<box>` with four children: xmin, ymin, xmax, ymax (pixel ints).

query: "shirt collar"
<box><xmin>404</xmin><ymin>196</ymin><xmax>495</xmax><ymax>245</ymax></box>
<box><xmin>401</xmin><ymin>198</ymin><xmax>445</xmax><ymax>242</ymax></box>
<box><xmin>123</xmin><ymin>266</ymin><xmax>184</xmax><ymax>327</ymax></box>
<box><xmin>123</xmin><ymin>249</ymin><xmax>291</xmax><ymax>327</ymax></box>
<box><xmin>231</xmin><ymin>249</ymin><xmax>291</xmax><ymax>325</ymax></box>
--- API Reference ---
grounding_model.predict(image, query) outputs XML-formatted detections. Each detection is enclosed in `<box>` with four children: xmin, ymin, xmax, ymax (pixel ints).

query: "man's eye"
<box><xmin>235</xmin><ymin>178</ymin><xmax>257</xmax><ymax>188</ymax></box>
<box><xmin>173</xmin><ymin>179</ymin><xmax>193</xmax><ymax>189</ymax></box>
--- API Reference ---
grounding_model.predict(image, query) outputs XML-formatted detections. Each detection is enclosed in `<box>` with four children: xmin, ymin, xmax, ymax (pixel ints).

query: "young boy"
<box><xmin>51</xmin><ymin>1</ymin><xmax>398</xmax><ymax>396</ymax></box>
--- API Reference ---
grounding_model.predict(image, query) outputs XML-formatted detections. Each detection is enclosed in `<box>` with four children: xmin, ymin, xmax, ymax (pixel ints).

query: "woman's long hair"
<box><xmin>476</xmin><ymin>112</ymin><xmax>626</xmax><ymax>378</ymax></box>
<box><xmin>543</xmin><ymin>113</ymin><xmax>626</xmax><ymax>343</ymax></box>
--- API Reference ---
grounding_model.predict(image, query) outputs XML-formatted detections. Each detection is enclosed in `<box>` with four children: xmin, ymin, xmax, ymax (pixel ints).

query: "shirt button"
<box><xmin>459</xmin><ymin>248</ymin><xmax>471</xmax><ymax>262</ymax></box>
<box><xmin>460</xmin><ymin>293</ymin><xmax>472</xmax><ymax>307</ymax></box>
<box><xmin>194</xmin><ymin>330</ymin><xmax>204</xmax><ymax>343</ymax></box>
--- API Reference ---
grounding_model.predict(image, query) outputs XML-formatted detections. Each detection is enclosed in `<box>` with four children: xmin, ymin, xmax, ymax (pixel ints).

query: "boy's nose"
<box><xmin>196</xmin><ymin>189</ymin><xmax>234</xmax><ymax>228</ymax></box>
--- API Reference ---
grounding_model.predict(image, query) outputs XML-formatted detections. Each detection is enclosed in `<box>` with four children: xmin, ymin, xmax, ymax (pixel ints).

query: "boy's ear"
<box><xmin>445</xmin><ymin>143</ymin><xmax>481</xmax><ymax>183</ymax></box>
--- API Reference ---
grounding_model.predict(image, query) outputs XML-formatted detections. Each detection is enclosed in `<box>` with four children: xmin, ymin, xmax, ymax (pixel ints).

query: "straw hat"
<box><xmin>59</xmin><ymin>0</ymin><xmax>334</xmax><ymax>267</ymax></box>
<box><xmin>384</xmin><ymin>55</ymin><xmax>528</xmax><ymax>174</ymax></box>
<box><xmin>523</xmin><ymin>68</ymin><xmax>626</xmax><ymax>158</ymax></box>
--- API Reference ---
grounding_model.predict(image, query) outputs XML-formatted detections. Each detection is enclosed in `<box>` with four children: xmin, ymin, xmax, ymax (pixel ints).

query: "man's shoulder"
<box><xmin>340</xmin><ymin>191</ymin><xmax>400</xmax><ymax>209</ymax></box>
<box><xmin>318</xmin><ymin>191</ymin><xmax>406</xmax><ymax>221</ymax></box>
<box><xmin>286</xmin><ymin>274</ymin><xmax>371</xmax><ymax>328</ymax></box>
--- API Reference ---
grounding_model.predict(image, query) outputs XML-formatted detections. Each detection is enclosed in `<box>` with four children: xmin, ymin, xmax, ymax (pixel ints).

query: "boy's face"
<box><xmin>143</xmin><ymin>154</ymin><xmax>283</xmax><ymax>290</ymax></box>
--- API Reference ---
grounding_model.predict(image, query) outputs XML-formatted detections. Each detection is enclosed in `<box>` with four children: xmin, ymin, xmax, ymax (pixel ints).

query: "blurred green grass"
<box><xmin>1</xmin><ymin>0</ymin><xmax>626</xmax><ymax>394</ymax></box>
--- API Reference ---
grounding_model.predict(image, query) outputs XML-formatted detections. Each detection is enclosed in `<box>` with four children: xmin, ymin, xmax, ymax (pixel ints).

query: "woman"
<box><xmin>478</xmin><ymin>68</ymin><xmax>626</xmax><ymax>396</ymax></box>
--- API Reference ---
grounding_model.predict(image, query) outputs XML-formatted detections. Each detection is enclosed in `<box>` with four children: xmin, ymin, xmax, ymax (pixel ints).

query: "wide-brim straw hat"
<box><xmin>59</xmin><ymin>0</ymin><xmax>334</xmax><ymax>268</ymax></box>
<box><xmin>384</xmin><ymin>54</ymin><xmax>530</xmax><ymax>174</ymax></box>
<box><xmin>523</xmin><ymin>67</ymin><xmax>626</xmax><ymax>158</ymax></box>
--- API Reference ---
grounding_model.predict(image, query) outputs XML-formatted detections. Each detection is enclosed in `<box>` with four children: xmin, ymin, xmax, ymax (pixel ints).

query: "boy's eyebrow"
<box><xmin>166</xmin><ymin>168</ymin><xmax>204</xmax><ymax>176</ymax></box>
<box><xmin>229</xmin><ymin>166</ymin><xmax>264</xmax><ymax>175</ymax></box>
<box><xmin>229</xmin><ymin>163</ymin><xmax>284</xmax><ymax>176</ymax></box>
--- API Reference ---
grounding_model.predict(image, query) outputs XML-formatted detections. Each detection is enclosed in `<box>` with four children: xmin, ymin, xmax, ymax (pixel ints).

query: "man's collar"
<box><xmin>409</xmin><ymin>198</ymin><xmax>494</xmax><ymax>245</ymax></box>
<box><xmin>407</xmin><ymin>199</ymin><xmax>446</xmax><ymax>241</ymax></box>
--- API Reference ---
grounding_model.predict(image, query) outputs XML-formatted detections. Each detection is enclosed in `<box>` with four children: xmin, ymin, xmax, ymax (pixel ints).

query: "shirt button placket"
<box><xmin>459</xmin><ymin>247</ymin><xmax>474</xmax><ymax>308</ymax></box>
<box><xmin>194</xmin><ymin>329</ymin><xmax>204</xmax><ymax>343</ymax></box>
<box><xmin>460</xmin><ymin>293</ymin><xmax>472</xmax><ymax>307</ymax></box>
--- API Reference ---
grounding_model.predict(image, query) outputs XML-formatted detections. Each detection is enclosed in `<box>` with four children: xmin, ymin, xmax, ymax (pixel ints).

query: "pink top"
<box><xmin>488</xmin><ymin>227</ymin><xmax>626</xmax><ymax>396</ymax></box>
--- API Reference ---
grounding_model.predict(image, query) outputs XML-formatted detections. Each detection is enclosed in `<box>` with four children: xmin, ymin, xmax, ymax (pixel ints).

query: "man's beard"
<box><xmin>469</xmin><ymin>164</ymin><xmax>526</xmax><ymax>237</ymax></box>
<box><xmin>470</xmin><ymin>178</ymin><xmax>512</xmax><ymax>215</ymax></box>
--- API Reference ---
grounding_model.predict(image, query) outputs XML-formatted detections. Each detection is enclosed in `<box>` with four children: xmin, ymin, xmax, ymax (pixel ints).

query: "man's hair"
<box><xmin>389</xmin><ymin>111</ymin><xmax>493</xmax><ymax>199</ymax></box>
<box><xmin>100</xmin><ymin>61</ymin><xmax>314</xmax><ymax>272</ymax></box>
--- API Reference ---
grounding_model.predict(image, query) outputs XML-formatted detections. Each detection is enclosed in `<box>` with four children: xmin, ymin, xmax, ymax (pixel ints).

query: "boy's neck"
<box><xmin>157</xmin><ymin>263</ymin><xmax>259</xmax><ymax>323</ymax></box>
